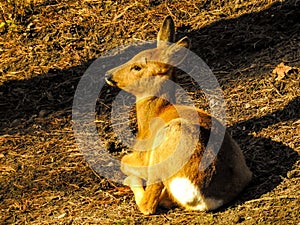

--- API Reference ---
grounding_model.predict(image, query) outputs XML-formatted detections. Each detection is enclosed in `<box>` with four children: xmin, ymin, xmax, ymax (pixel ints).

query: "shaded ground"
<box><xmin>0</xmin><ymin>0</ymin><xmax>299</xmax><ymax>224</ymax></box>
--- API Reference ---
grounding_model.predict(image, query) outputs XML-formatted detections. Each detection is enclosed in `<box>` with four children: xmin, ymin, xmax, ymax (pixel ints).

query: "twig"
<box><xmin>165</xmin><ymin>1</ymin><xmax>176</xmax><ymax>19</ymax></box>
<box><xmin>0</xmin><ymin>4</ymin><xmax>8</xmax><ymax>33</ymax></box>
<box><xmin>244</xmin><ymin>195</ymin><xmax>299</xmax><ymax>204</ymax></box>
<box><xmin>112</xmin><ymin>3</ymin><xmax>140</xmax><ymax>21</ymax></box>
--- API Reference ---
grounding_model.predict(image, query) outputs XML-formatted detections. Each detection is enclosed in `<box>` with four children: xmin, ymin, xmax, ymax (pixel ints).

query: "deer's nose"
<box><xmin>105</xmin><ymin>73</ymin><xmax>117</xmax><ymax>86</ymax></box>
<box><xmin>104</xmin><ymin>72</ymin><xmax>112</xmax><ymax>81</ymax></box>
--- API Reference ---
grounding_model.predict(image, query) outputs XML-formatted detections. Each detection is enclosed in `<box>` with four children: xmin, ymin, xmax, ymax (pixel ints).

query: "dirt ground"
<box><xmin>1</xmin><ymin>0</ymin><xmax>300</xmax><ymax>224</ymax></box>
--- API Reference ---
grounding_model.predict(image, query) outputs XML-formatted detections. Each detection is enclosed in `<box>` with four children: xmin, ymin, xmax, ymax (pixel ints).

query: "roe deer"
<box><xmin>105</xmin><ymin>16</ymin><xmax>252</xmax><ymax>215</ymax></box>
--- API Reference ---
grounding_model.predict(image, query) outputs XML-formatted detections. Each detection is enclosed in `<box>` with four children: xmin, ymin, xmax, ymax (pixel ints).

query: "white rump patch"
<box><xmin>169</xmin><ymin>177</ymin><xmax>223</xmax><ymax>211</ymax></box>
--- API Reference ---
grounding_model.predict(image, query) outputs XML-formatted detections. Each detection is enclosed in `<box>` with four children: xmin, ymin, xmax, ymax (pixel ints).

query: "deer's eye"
<box><xmin>131</xmin><ymin>65</ymin><xmax>142</xmax><ymax>71</ymax></box>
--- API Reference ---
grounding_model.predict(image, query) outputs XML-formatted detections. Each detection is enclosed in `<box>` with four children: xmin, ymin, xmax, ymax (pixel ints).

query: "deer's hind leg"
<box><xmin>158</xmin><ymin>187</ymin><xmax>177</xmax><ymax>209</ymax></box>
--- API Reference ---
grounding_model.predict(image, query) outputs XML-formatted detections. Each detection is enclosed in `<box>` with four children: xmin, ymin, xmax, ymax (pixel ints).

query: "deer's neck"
<box><xmin>136</xmin><ymin>92</ymin><xmax>174</xmax><ymax>138</ymax></box>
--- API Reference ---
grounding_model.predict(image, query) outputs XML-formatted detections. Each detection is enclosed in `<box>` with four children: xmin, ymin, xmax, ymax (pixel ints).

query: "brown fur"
<box><xmin>105</xmin><ymin>16</ymin><xmax>252</xmax><ymax>215</ymax></box>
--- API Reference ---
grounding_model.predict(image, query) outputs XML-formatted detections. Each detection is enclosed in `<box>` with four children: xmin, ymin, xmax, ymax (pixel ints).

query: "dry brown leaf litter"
<box><xmin>1</xmin><ymin>0</ymin><xmax>300</xmax><ymax>224</ymax></box>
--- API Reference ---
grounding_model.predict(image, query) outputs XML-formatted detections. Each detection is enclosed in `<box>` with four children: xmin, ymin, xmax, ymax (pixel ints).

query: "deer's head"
<box><xmin>105</xmin><ymin>16</ymin><xmax>190</xmax><ymax>98</ymax></box>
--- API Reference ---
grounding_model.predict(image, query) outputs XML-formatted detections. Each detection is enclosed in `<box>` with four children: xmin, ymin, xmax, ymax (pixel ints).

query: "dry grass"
<box><xmin>1</xmin><ymin>0</ymin><xmax>299</xmax><ymax>224</ymax></box>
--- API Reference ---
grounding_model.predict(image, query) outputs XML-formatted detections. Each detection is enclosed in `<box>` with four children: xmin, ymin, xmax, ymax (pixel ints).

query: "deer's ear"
<box><xmin>157</xmin><ymin>16</ymin><xmax>175</xmax><ymax>47</ymax></box>
<box><xmin>162</xmin><ymin>36</ymin><xmax>190</xmax><ymax>66</ymax></box>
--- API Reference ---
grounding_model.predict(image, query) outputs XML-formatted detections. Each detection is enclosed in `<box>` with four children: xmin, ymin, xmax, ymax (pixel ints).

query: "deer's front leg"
<box><xmin>124</xmin><ymin>175</ymin><xmax>145</xmax><ymax>206</ymax></box>
<box><xmin>121</xmin><ymin>153</ymin><xmax>148</xmax><ymax>179</ymax></box>
<box><xmin>124</xmin><ymin>175</ymin><xmax>164</xmax><ymax>215</ymax></box>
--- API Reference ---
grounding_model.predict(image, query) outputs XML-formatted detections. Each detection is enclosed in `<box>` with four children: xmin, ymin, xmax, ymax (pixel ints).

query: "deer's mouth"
<box><xmin>105</xmin><ymin>73</ymin><xmax>117</xmax><ymax>87</ymax></box>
